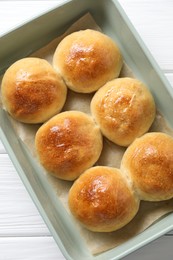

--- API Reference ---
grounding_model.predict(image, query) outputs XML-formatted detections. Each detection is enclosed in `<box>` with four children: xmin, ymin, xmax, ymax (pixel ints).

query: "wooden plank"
<box><xmin>120</xmin><ymin>0</ymin><xmax>173</xmax><ymax>72</ymax></box>
<box><xmin>0</xmin><ymin>1</ymin><xmax>61</xmax><ymax>35</ymax></box>
<box><xmin>0</xmin><ymin>237</ymin><xmax>65</xmax><ymax>260</ymax></box>
<box><xmin>0</xmin><ymin>1</ymin><xmax>173</xmax><ymax>71</ymax></box>
<box><xmin>0</xmin><ymin>236</ymin><xmax>173</xmax><ymax>260</ymax></box>
<box><xmin>0</xmin><ymin>154</ymin><xmax>50</xmax><ymax>236</ymax></box>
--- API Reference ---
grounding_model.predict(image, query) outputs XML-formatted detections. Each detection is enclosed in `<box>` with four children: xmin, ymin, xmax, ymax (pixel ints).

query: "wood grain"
<box><xmin>120</xmin><ymin>0</ymin><xmax>173</xmax><ymax>72</ymax></box>
<box><xmin>0</xmin><ymin>155</ymin><xmax>49</xmax><ymax>236</ymax></box>
<box><xmin>0</xmin><ymin>237</ymin><xmax>65</xmax><ymax>260</ymax></box>
<box><xmin>0</xmin><ymin>236</ymin><xmax>173</xmax><ymax>260</ymax></box>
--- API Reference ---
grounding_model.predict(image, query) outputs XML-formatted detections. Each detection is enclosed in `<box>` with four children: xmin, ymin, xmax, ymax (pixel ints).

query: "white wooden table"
<box><xmin>0</xmin><ymin>1</ymin><xmax>173</xmax><ymax>259</ymax></box>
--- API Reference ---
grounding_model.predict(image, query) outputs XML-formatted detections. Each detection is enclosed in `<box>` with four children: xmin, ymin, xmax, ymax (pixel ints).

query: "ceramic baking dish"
<box><xmin>0</xmin><ymin>0</ymin><xmax>173</xmax><ymax>259</ymax></box>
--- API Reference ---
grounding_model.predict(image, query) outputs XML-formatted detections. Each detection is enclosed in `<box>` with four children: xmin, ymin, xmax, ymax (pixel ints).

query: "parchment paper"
<box><xmin>1</xmin><ymin>13</ymin><xmax>173</xmax><ymax>255</ymax></box>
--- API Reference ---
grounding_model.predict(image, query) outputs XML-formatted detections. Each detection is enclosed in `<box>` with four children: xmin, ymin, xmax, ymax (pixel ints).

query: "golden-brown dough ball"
<box><xmin>53</xmin><ymin>29</ymin><xmax>123</xmax><ymax>93</ymax></box>
<box><xmin>35</xmin><ymin>111</ymin><xmax>103</xmax><ymax>181</ymax></box>
<box><xmin>121</xmin><ymin>132</ymin><xmax>173</xmax><ymax>201</ymax></box>
<box><xmin>91</xmin><ymin>77</ymin><xmax>156</xmax><ymax>146</ymax></box>
<box><xmin>1</xmin><ymin>57</ymin><xmax>67</xmax><ymax>123</ymax></box>
<box><xmin>68</xmin><ymin>166</ymin><xmax>140</xmax><ymax>232</ymax></box>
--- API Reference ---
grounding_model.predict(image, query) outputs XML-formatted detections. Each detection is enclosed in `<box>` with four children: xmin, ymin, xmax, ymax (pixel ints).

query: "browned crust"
<box><xmin>1</xmin><ymin>57</ymin><xmax>67</xmax><ymax>123</ymax></box>
<box><xmin>69</xmin><ymin>166</ymin><xmax>139</xmax><ymax>232</ymax></box>
<box><xmin>53</xmin><ymin>29</ymin><xmax>123</xmax><ymax>93</ymax></box>
<box><xmin>35</xmin><ymin>111</ymin><xmax>103</xmax><ymax>180</ymax></box>
<box><xmin>91</xmin><ymin>77</ymin><xmax>156</xmax><ymax>146</ymax></box>
<box><xmin>121</xmin><ymin>132</ymin><xmax>173</xmax><ymax>201</ymax></box>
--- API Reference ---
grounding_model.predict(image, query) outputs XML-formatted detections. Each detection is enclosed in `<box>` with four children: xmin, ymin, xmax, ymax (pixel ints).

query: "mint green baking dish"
<box><xmin>0</xmin><ymin>0</ymin><xmax>173</xmax><ymax>259</ymax></box>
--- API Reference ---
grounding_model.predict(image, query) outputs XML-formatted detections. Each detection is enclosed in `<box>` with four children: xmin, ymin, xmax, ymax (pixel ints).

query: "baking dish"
<box><xmin>0</xmin><ymin>0</ymin><xmax>173</xmax><ymax>259</ymax></box>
